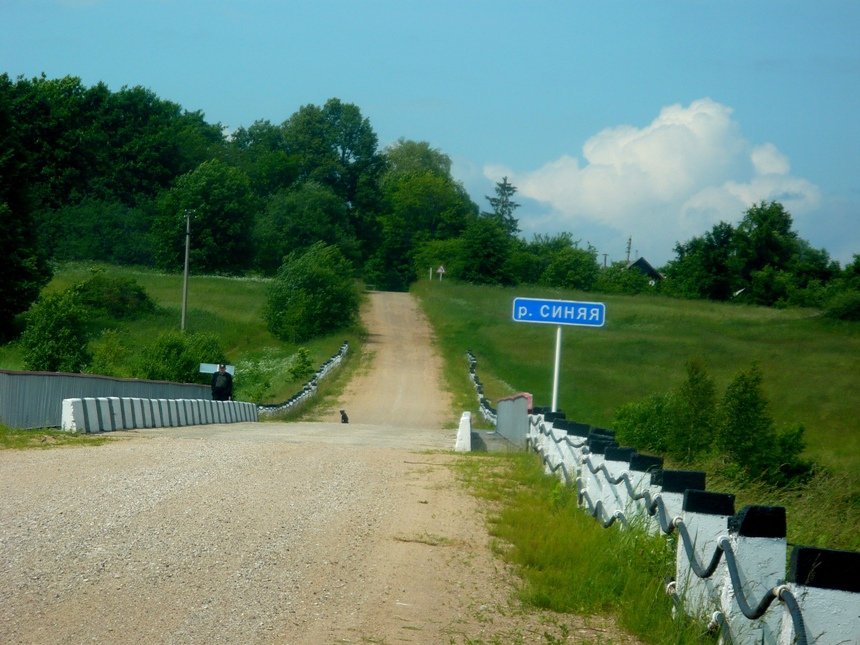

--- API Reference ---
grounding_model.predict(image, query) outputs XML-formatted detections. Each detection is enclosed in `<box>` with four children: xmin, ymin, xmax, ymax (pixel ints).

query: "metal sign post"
<box><xmin>512</xmin><ymin>297</ymin><xmax>606</xmax><ymax>413</ymax></box>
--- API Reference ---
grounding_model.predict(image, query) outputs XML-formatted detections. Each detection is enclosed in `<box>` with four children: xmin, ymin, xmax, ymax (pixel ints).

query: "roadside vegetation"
<box><xmin>0</xmin><ymin>262</ymin><xmax>362</xmax><ymax>406</ymax></box>
<box><xmin>415</xmin><ymin>279</ymin><xmax>859</xmax><ymax>552</ymax></box>
<box><xmin>456</xmin><ymin>451</ymin><xmax>713</xmax><ymax>645</ymax></box>
<box><xmin>2</xmin><ymin>72</ymin><xmax>857</xmax><ymax>639</ymax></box>
<box><xmin>0</xmin><ymin>424</ymin><xmax>112</xmax><ymax>449</ymax></box>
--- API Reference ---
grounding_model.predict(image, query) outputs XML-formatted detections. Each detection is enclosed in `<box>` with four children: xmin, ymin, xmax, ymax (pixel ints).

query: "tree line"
<box><xmin>2</xmin><ymin>73</ymin><xmax>858</xmax><ymax>343</ymax></box>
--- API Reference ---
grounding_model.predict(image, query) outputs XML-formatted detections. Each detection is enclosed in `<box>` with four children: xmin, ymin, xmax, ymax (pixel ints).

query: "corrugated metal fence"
<box><xmin>0</xmin><ymin>370</ymin><xmax>210</xmax><ymax>429</ymax></box>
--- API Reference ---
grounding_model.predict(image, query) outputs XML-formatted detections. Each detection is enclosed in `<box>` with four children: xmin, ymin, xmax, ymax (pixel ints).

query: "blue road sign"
<box><xmin>512</xmin><ymin>297</ymin><xmax>606</xmax><ymax>327</ymax></box>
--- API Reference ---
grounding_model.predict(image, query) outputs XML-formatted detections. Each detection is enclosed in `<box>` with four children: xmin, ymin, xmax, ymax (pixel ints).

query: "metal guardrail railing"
<box><xmin>257</xmin><ymin>341</ymin><xmax>349</xmax><ymax>416</ymax></box>
<box><xmin>466</xmin><ymin>350</ymin><xmax>497</xmax><ymax>425</ymax></box>
<box><xmin>526</xmin><ymin>415</ymin><xmax>811</xmax><ymax>645</ymax></box>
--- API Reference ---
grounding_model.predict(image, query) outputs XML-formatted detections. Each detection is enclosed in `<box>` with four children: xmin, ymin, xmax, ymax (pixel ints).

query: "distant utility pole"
<box><xmin>626</xmin><ymin>237</ymin><xmax>632</xmax><ymax>263</ymax></box>
<box><xmin>181</xmin><ymin>209</ymin><xmax>191</xmax><ymax>331</ymax></box>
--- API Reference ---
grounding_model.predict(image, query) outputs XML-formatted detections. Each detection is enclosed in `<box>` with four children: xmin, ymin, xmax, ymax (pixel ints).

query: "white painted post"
<box><xmin>551</xmin><ymin>326</ymin><xmax>561</xmax><ymax>412</ymax></box>
<box><xmin>454</xmin><ymin>411</ymin><xmax>472</xmax><ymax>452</ymax></box>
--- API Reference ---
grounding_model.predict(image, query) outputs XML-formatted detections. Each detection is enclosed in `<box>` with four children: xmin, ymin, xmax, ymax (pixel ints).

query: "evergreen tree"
<box><xmin>483</xmin><ymin>176</ymin><xmax>521</xmax><ymax>236</ymax></box>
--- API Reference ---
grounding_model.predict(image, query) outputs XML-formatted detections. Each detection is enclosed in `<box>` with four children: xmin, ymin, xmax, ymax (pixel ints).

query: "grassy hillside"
<box><xmin>415</xmin><ymin>279</ymin><xmax>859</xmax><ymax>551</ymax></box>
<box><xmin>415</xmin><ymin>280</ymin><xmax>859</xmax><ymax>472</ymax></box>
<box><xmin>0</xmin><ymin>263</ymin><xmax>361</xmax><ymax>405</ymax></box>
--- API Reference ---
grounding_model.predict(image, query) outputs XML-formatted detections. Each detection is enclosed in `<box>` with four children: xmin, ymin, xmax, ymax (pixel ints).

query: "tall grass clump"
<box><xmin>455</xmin><ymin>451</ymin><xmax>714</xmax><ymax>644</ymax></box>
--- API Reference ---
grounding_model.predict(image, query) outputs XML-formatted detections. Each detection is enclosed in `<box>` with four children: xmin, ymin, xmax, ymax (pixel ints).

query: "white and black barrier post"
<box><xmin>777</xmin><ymin>545</ymin><xmax>860</xmax><ymax>644</ymax></box>
<box><xmin>675</xmin><ymin>490</ymin><xmax>736</xmax><ymax>620</ymax></box>
<box><xmin>719</xmin><ymin>505</ymin><xmax>787</xmax><ymax>643</ymax></box>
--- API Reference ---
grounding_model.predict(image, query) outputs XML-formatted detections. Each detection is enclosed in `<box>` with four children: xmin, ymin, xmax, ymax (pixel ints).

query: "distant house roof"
<box><xmin>626</xmin><ymin>257</ymin><xmax>664</xmax><ymax>281</ymax></box>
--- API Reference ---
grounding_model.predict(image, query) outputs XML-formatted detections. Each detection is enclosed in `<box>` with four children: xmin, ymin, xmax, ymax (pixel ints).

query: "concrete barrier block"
<box><xmin>128</xmin><ymin>398</ymin><xmax>142</xmax><ymax>429</ymax></box>
<box><xmin>177</xmin><ymin>400</ymin><xmax>188</xmax><ymax>426</ymax></box>
<box><xmin>107</xmin><ymin>397</ymin><xmax>124</xmax><ymax>430</ymax></box>
<box><xmin>61</xmin><ymin>398</ymin><xmax>84</xmax><ymax>432</ymax></box>
<box><xmin>79</xmin><ymin>398</ymin><xmax>98</xmax><ymax>433</ymax></box>
<box><xmin>199</xmin><ymin>400</ymin><xmax>210</xmax><ymax>424</ymax></box>
<box><xmin>455</xmin><ymin>411</ymin><xmax>471</xmax><ymax>452</ymax></box>
<box><xmin>215</xmin><ymin>401</ymin><xmax>226</xmax><ymax>423</ymax></box>
<box><xmin>778</xmin><ymin>546</ymin><xmax>860</xmax><ymax>644</ymax></box>
<box><xmin>156</xmin><ymin>400</ymin><xmax>170</xmax><ymax>427</ymax></box>
<box><xmin>94</xmin><ymin>398</ymin><xmax>112</xmax><ymax>432</ymax></box>
<box><xmin>131</xmin><ymin>398</ymin><xmax>147</xmax><ymax>428</ymax></box>
<box><xmin>720</xmin><ymin>506</ymin><xmax>787</xmax><ymax>643</ymax></box>
<box><xmin>166</xmin><ymin>399</ymin><xmax>178</xmax><ymax>426</ymax></box>
<box><xmin>150</xmin><ymin>399</ymin><xmax>162</xmax><ymax>427</ymax></box>
<box><xmin>120</xmin><ymin>398</ymin><xmax>134</xmax><ymax>429</ymax></box>
<box><xmin>186</xmin><ymin>400</ymin><xmax>196</xmax><ymax>425</ymax></box>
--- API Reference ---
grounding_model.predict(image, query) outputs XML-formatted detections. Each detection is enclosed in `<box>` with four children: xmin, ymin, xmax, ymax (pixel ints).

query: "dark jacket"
<box><xmin>211</xmin><ymin>369</ymin><xmax>233</xmax><ymax>401</ymax></box>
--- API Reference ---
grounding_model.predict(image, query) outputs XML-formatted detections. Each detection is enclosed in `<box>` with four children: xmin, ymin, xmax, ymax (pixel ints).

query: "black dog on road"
<box><xmin>340</xmin><ymin>409</ymin><xmax>349</xmax><ymax>424</ymax></box>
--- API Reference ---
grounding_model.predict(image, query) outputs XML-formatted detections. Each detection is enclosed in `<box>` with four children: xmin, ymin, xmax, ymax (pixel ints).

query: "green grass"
<box><xmin>414</xmin><ymin>279</ymin><xmax>859</xmax><ymax>551</ymax></box>
<box><xmin>0</xmin><ymin>424</ymin><xmax>113</xmax><ymax>449</ymax></box>
<box><xmin>1</xmin><ymin>262</ymin><xmax>363</xmax><ymax>405</ymax></box>
<box><xmin>455</xmin><ymin>451</ymin><xmax>714</xmax><ymax>645</ymax></box>
<box><xmin>414</xmin><ymin>280</ymin><xmax>859</xmax><ymax>473</ymax></box>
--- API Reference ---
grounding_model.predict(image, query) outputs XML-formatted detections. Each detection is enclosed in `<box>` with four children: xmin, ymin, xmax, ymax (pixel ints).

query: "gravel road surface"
<box><xmin>0</xmin><ymin>292</ymin><xmax>636</xmax><ymax>644</ymax></box>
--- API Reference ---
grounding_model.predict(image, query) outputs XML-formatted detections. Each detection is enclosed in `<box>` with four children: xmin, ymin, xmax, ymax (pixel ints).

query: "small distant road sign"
<box><xmin>512</xmin><ymin>297</ymin><xmax>605</xmax><ymax>328</ymax></box>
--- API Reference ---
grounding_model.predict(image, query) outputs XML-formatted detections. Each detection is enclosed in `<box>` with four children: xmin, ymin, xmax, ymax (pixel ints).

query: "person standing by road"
<box><xmin>211</xmin><ymin>363</ymin><xmax>233</xmax><ymax>401</ymax></box>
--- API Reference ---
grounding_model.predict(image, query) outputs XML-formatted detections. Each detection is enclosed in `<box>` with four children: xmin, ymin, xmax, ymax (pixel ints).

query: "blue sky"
<box><xmin>3</xmin><ymin>0</ymin><xmax>858</xmax><ymax>266</ymax></box>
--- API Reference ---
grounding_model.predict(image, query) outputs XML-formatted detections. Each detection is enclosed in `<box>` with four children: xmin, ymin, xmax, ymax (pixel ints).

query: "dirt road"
<box><xmin>0</xmin><ymin>292</ymin><xmax>635</xmax><ymax>644</ymax></box>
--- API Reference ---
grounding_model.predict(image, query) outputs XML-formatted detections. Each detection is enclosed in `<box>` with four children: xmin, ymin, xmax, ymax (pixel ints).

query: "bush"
<box><xmin>824</xmin><ymin>289</ymin><xmax>860</xmax><ymax>321</ymax></box>
<box><xmin>614</xmin><ymin>393</ymin><xmax>672</xmax><ymax>454</ymax></box>
<box><xmin>71</xmin><ymin>270</ymin><xmax>155</xmax><ymax>319</ymax></box>
<box><xmin>134</xmin><ymin>331</ymin><xmax>224</xmax><ymax>383</ymax></box>
<box><xmin>666</xmin><ymin>359</ymin><xmax>717</xmax><ymax>462</ymax></box>
<box><xmin>594</xmin><ymin>262</ymin><xmax>652</xmax><ymax>295</ymax></box>
<box><xmin>287</xmin><ymin>347</ymin><xmax>314</xmax><ymax>381</ymax></box>
<box><xmin>614</xmin><ymin>360</ymin><xmax>716</xmax><ymax>463</ymax></box>
<box><xmin>87</xmin><ymin>329</ymin><xmax>133</xmax><ymax>377</ymax></box>
<box><xmin>20</xmin><ymin>292</ymin><xmax>91</xmax><ymax>372</ymax></box>
<box><xmin>265</xmin><ymin>242</ymin><xmax>359</xmax><ymax>343</ymax></box>
<box><xmin>615</xmin><ymin>361</ymin><xmax>811</xmax><ymax>485</ymax></box>
<box><xmin>540</xmin><ymin>245</ymin><xmax>599</xmax><ymax>290</ymax></box>
<box><xmin>715</xmin><ymin>364</ymin><xmax>812</xmax><ymax>486</ymax></box>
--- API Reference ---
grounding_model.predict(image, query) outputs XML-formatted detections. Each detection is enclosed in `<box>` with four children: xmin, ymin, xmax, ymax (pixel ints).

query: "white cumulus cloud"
<box><xmin>485</xmin><ymin>98</ymin><xmax>821</xmax><ymax>263</ymax></box>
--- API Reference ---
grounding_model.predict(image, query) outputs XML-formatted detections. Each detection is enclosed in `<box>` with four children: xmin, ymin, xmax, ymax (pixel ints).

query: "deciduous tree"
<box><xmin>154</xmin><ymin>160</ymin><xmax>257</xmax><ymax>274</ymax></box>
<box><xmin>265</xmin><ymin>243</ymin><xmax>359</xmax><ymax>342</ymax></box>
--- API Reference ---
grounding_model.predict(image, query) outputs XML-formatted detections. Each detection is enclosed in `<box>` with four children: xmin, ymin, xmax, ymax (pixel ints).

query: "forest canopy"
<box><xmin>2</xmin><ymin>73</ymin><xmax>858</xmax><ymax>340</ymax></box>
